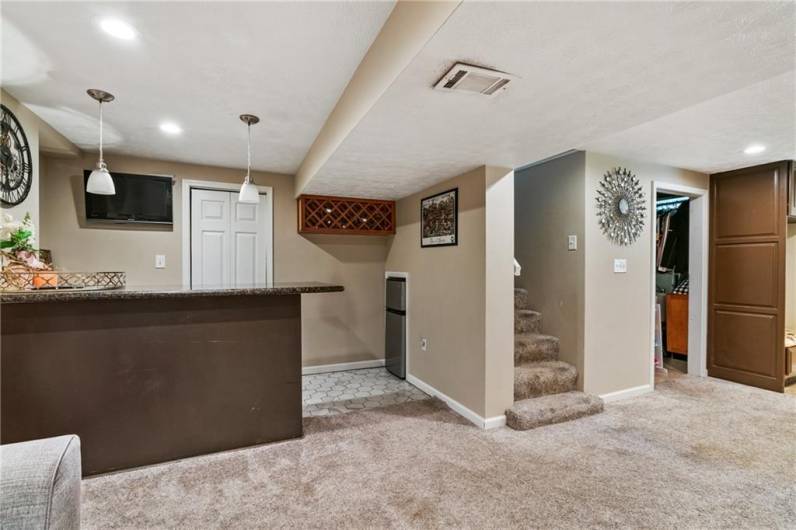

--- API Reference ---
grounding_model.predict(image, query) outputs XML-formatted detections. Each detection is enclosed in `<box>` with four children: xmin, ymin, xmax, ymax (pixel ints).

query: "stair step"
<box><xmin>515</xmin><ymin>333</ymin><xmax>559</xmax><ymax>363</ymax></box>
<box><xmin>514</xmin><ymin>288</ymin><xmax>528</xmax><ymax>310</ymax></box>
<box><xmin>514</xmin><ymin>309</ymin><xmax>542</xmax><ymax>334</ymax></box>
<box><xmin>514</xmin><ymin>361</ymin><xmax>577</xmax><ymax>400</ymax></box>
<box><xmin>506</xmin><ymin>391</ymin><xmax>604</xmax><ymax>431</ymax></box>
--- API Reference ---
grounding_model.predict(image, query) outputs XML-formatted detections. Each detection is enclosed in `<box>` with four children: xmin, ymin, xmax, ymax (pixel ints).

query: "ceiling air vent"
<box><xmin>433</xmin><ymin>63</ymin><xmax>515</xmax><ymax>98</ymax></box>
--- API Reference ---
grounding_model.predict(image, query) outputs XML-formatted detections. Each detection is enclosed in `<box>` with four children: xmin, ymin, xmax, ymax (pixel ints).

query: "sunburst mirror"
<box><xmin>595</xmin><ymin>167</ymin><xmax>645</xmax><ymax>246</ymax></box>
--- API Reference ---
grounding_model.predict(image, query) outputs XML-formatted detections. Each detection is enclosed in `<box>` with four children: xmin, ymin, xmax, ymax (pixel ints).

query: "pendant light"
<box><xmin>238</xmin><ymin>114</ymin><xmax>260</xmax><ymax>204</ymax></box>
<box><xmin>86</xmin><ymin>89</ymin><xmax>116</xmax><ymax>195</ymax></box>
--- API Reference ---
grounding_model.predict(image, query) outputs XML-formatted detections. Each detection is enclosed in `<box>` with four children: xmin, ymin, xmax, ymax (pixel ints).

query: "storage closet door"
<box><xmin>191</xmin><ymin>189</ymin><xmax>231</xmax><ymax>288</ymax></box>
<box><xmin>708</xmin><ymin>162</ymin><xmax>787</xmax><ymax>391</ymax></box>
<box><xmin>191</xmin><ymin>189</ymin><xmax>270</xmax><ymax>288</ymax></box>
<box><xmin>230</xmin><ymin>195</ymin><xmax>268</xmax><ymax>287</ymax></box>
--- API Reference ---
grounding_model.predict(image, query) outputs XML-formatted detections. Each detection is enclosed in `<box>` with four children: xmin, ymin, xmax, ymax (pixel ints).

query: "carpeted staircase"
<box><xmin>506</xmin><ymin>288</ymin><xmax>604</xmax><ymax>430</ymax></box>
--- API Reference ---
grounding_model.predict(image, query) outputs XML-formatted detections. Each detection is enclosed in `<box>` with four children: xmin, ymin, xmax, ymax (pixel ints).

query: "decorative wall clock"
<box><xmin>0</xmin><ymin>104</ymin><xmax>33</xmax><ymax>207</ymax></box>
<box><xmin>595</xmin><ymin>166</ymin><xmax>645</xmax><ymax>246</ymax></box>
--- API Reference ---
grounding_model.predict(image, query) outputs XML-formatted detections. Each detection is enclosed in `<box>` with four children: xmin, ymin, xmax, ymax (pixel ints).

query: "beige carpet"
<box><xmin>82</xmin><ymin>374</ymin><xmax>796</xmax><ymax>529</ymax></box>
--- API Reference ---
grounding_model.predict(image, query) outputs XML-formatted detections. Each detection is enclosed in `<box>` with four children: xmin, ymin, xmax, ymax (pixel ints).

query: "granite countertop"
<box><xmin>0</xmin><ymin>282</ymin><xmax>343</xmax><ymax>304</ymax></box>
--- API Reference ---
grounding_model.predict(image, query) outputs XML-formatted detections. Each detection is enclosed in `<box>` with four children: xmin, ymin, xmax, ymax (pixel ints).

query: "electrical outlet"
<box><xmin>420</xmin><ymin>338</ymin><xmax>429</xmax><ymax>352</ymax></box>
<box><xmin>567</xmin><ymin>235</ymin><xmax>578</xmax><ymax>251</ymax></box>
<box><xmin>155</xmin><ymin>254</ymin><xmax>166</xmax><ymax>269</ymax></box>
<box><xmin>613</xmin><ymin>258</ymin><xmax>627</xmax><ymax>273</ymax></box>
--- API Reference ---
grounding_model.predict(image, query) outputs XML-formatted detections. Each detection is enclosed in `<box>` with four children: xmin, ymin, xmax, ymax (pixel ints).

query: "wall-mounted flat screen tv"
<box><xmin>84</xmin><ymin>171</ymin><xmax>174</xmax><ymax>224</ymax></box>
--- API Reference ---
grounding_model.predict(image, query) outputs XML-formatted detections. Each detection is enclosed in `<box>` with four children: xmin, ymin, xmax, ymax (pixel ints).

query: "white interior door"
<box><xmin>230</xmin><ymin>195</ymin><xmax>268</xmax><ymax>287</ymax></box>
<box><xmin>191</xmin><ymin>189</ymin><xmax>231</xmax><ymax>288</ymax></box>
<box><xmin>191</xmin><ymin>188</ymin><xmax>270</xmax><ymax>288</ymax></box>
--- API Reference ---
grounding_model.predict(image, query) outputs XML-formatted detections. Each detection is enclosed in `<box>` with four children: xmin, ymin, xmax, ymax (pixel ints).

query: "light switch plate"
<box><xmin>420</xmin><ymin>338</ymin><xmax>429</xmax><ymax>352</ymax></box>
<box><xmin>155</xmin><ymin>254</ymin><xmax>166</xmax><ymax>269</ymax></box>
<box><xmin>568</xmin><ymin>235</ymin><xmax>578</xmax><ymax>251</ymax></box>
<box><xmin>613</xmin><ymin>258</ymin><xmax>627</xmax><ymax>273</ymax></box>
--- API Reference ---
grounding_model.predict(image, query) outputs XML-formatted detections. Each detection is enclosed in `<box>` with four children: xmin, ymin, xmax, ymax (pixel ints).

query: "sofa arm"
<box><xmin>1</xmin><ymin>435</ymin><xmax>81</xmax><ymax>529</ymax></box>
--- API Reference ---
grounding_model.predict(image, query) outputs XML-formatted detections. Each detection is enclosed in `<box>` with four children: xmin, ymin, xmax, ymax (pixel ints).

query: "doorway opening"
<box><xmin>180</xmin><ymin>179</ymin><xmax>274</xmax><ymax>288</ymax></box>
<box><xmin>650</xmin><ymin>182</ymin><xmax>708</xmax><ymax>387</ymax></box>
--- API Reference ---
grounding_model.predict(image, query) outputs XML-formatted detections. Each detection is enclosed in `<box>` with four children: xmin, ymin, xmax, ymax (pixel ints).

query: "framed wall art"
<box><xmin>421</xmin><ymin>188</ymin><xmax>458</xmax><ymax>248</ymax></box>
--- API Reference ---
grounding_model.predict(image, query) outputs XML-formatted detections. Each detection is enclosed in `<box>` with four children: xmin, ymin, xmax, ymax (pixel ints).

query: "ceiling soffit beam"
<box><xmin>2</xmin><ymin>89</ymin><xmax>80</xmax><ymax>158</ymax></box>
<box><xmin>39</xmin><ymin>118</ymin><xmax>81</xmax><ymax>158</ymax></box>
<box><xmin>294</xmin><ymin>0</ymin><xmax>461</xmax><ymax>197</ymax></box>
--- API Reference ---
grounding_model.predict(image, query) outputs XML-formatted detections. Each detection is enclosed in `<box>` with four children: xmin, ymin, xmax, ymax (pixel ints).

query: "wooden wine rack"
<box><xmin>298</xmin><ymin>195</ymin><xmax>395</xmax><ymax>236</ymax></box>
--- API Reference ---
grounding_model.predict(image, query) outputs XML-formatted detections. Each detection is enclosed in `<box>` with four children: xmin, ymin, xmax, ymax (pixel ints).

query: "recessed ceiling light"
<box><xmin>744</xmin><ymin>144</ymin><xmax>766</xmax><ymax>155</ymax></box>
<box><xmin>99</xmin><ymin>18</ymin><xmax>137</xmax><ymax>40</ymax></box>
<box><xmin>159</xmin><ymin>122</ymin><xmax>183</xmax><ymax>135</ymax></box>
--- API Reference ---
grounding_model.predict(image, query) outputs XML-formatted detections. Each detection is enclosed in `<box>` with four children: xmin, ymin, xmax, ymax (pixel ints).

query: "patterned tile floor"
<box><xmin>302</xmin><ymin>368</ymin><xmax>429</xmax><ymax>417</ymax></box>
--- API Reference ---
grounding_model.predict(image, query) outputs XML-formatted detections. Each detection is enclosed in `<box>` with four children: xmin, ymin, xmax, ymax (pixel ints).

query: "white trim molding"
<box><xmin>407</xmin><ymin>374</ymin><xmax>505</xmax><ymax>430</ymax></box>
<box><xmin>648</xmin><ymin>181</ymin><xmax>709</xmax><ymax>388</ymax></box>
<box><xmin>599</xmin><ymin>384</ymin><xmax>653</xmax><ymax>403</ymax></box>
<box><xmin>483</xmin><ymin>414</ymin><xmax>508</xmax><ymax>429</ymax></box>
<box><xmin>302</xmin><ymin>359</ymin><xmax>385</xmax><ymax>376</ymax></box>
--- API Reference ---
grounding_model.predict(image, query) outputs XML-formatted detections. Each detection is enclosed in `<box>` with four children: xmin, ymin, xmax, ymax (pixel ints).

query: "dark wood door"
<box><xmin>708</xmin><ymin>162</ymin><xmax>788</xmax><ymax>392</ymax></box>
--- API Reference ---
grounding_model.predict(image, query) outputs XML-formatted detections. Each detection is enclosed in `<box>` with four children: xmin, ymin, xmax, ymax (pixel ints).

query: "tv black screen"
<box><xmin>84</xmin><ymin>171</ymin><xmax>173</xmax><ymax>224</ymax></box>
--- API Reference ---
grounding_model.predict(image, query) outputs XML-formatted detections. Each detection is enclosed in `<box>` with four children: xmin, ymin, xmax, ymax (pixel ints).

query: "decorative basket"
<box><xmin>0</xmin><ymin>270</ymin><xmax>126</xmax><ymax>292</ymax></box>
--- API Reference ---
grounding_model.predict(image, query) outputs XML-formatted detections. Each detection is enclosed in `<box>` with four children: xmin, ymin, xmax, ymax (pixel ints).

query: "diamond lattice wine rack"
<box><xmin>298</xmin><ymin>195</ymin><xmax>396</xmax><ymax>236</ymax></box>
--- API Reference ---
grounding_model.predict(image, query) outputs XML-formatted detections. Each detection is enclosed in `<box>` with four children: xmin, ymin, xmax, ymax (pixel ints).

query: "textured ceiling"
<box><xmin>307</xmin><ymin>1</ymin><xmax>795</xmax><ymax>199</ymax></box>
<box><xmin>583</xmin><ymin>72</ymin><xmax>795</xmax><ymax>174</ymax></box>
<box><xmin>0</xmin><ymin>1</ymin><xmax>395</xmax><ymax>174</ymax></box>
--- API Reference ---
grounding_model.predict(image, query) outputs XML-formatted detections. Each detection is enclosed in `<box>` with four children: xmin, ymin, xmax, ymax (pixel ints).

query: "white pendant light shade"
<box><xmin>86</xmin><ymin>89</ymin><xmax>116</xmax><ymax>196</ymax></box>
<box><xmin>87</xmin><ymin>162</ymin><xmax>116</xmax><ymax>195</ymax></box>
<box><xmin>238</xmin><ymin>113</ymin><xmax>261</xmax><ymax>204</ymax></box>
<box><xmin>239</xmin><ymin>179</ymin><xmax>259</xmax><ymax>204</ymax></box>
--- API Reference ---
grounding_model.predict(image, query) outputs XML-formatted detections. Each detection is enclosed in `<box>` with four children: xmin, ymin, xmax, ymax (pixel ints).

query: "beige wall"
<box><xmin>1</xmin><ymin>90</ymin><xmax>40</xmax><ymax>235</ymax></box>
<box><xmin>583</xmin><ymin>152</ymin><xmax>708</xmax><ymax>395</ymax></box>
<box><xmin>385</xmin><ymin>167</ymin><xmax>487</xmax><ymax>416</ymax></box>
<box><xmin>39</xmin><ymin>153</ymin><xmax>387</xmax><ymax>367</ymax></box>
<box><xmin>787</xmin><ymin>223</ymin><xmax>796</xmax><ymax>331</ymax></box>
<box><xmin>514</xmin><ymin>152</ymin><xmax>586</xmax><ymax>385</ymax></box>
<box><xmin>484</xmin><ymin>166</ymin><xmax>515</xmax><ymax>418</ymax></box>
<box><xmin>384</xmin><ymin>165</ymin><xmax>514</xmax><ymax>419</ymax></box>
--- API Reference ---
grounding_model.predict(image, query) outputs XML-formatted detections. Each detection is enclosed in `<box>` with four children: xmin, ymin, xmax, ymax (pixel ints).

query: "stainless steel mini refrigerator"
<box><xmin>385</xmin><ymin>277</ymin><xmax>406</xmax><ymax>379</ymax></box>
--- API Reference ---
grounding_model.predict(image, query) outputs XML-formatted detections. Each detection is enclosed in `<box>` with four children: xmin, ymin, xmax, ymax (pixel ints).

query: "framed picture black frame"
<box><xmin>420</xmin><ymin>187</ymin><xmax>458</xmax><ymax>248</ymax></box>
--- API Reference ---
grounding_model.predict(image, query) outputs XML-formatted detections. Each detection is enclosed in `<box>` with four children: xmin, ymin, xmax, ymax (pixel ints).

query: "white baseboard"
<box><xmin>599</xmin><ymin>384</ymin><xmax>653</xmax><ymax>403</ymax></box>
<box><xmin>406</xmin><ymin>373</ymin><xmax>504</xmax><ymax>430</ymax></box>
<box><xmin>302</xmin><ymin>359</ymin><xmax>385</xmax><ymax>376</ymax></box>
<box><xmin>483</xmin><ymin>415</ymin><xmax>507</xmax><ymax>429</ymax></box>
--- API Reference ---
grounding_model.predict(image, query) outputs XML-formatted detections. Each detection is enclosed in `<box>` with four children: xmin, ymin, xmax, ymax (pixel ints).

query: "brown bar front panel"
<box><xmin>1</xmin><ymin>294</ymin><xmax>303</xmax><ymax>475</ymax></box>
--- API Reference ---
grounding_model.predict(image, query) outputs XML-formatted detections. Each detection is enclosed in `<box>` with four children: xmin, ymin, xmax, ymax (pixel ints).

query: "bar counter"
<box><xmin>1</xmin><ymin>282</ymin><xmax>343</xmax><ymax>475</ymax></box>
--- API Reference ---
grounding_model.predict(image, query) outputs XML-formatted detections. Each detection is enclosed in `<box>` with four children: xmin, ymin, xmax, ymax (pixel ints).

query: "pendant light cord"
<box><xmin>98</xmin><ymin>101</ymin><xmax>104</xmax><ymax>165</ymax></box>
<box><xmin>246</xmin><ymin>123</ymin><xmax>252</xmax><ymax>182</ymax></box>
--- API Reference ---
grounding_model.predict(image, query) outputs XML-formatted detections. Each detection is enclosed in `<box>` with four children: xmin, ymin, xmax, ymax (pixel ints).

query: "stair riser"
<box><xmin>514</xmin><ymin>289</ymin><xmax>528</xmax><ymax>310</ymax></box>
<box><xmin>514</xmin><ymin>315</ymin><xmax>541</xmax><ymax>334</ymax></box>
<box><xmin>506</xmin><ymin>399</ymin><xmax>604</xmax><ymax>431</ymax></box>
<box><xmin>515</xmin><ymin>339</ymin><xmax>559</xmax><ymax>363</ymax></box>
<box><xmin>514</xmin><ymin>371</ymin><xmax>577</xmax><ymax>401</ymax></box>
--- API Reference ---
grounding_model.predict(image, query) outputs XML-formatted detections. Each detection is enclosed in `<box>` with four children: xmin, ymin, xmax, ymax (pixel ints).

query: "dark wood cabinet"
<box><xmin>788</xmin><ymin>161</ymin><xmax>796</xmax><ymax>222</ymax></box>
<box><xmin>298</xmin><ymin>194</ymin><xmax>395</xmax><ymax>236</ymax></box>
<box><xmin>666</xmin><ymin>293</ymin><xmax>689</xmax><ymax>355</ymax></box>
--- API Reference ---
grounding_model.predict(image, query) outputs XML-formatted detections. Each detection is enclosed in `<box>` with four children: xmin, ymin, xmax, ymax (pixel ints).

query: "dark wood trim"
<box><xmin>788</xmin><ymin>161</ymin><xmax>796</xmax><ymax>222</ymax></box>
